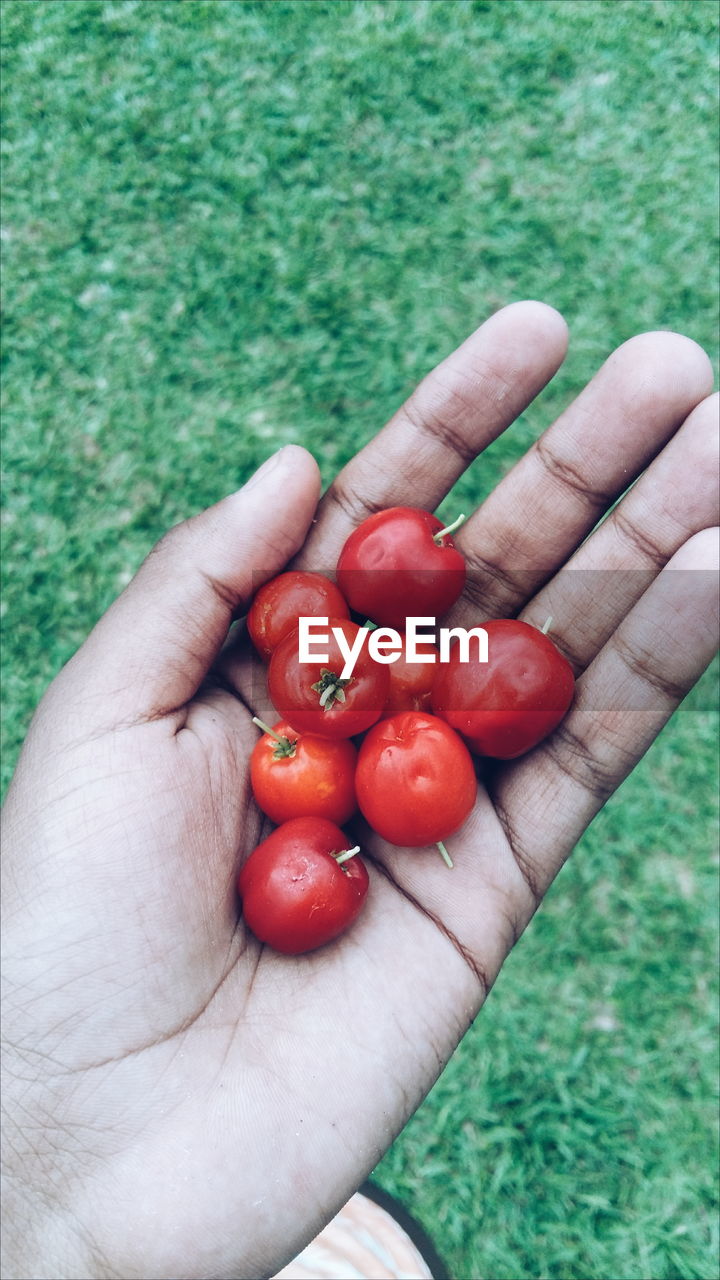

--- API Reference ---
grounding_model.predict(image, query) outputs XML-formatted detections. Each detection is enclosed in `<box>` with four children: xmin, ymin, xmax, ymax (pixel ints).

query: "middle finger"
<box><xmin>519</xmin><ymin>392</ymin><xmax>719</xmax><ymax>674</ymax></box>
<box><xmin>451</xmin><ymin>330</ymin><xmax>713</xmax><ymax>625</ymax></box>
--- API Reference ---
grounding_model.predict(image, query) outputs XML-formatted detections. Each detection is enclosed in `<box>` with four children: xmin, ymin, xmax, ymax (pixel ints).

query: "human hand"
<box><xmin>2</xmin><ymin>302</ymin><xmax>717</xmax><ymax>1280</ymax></box>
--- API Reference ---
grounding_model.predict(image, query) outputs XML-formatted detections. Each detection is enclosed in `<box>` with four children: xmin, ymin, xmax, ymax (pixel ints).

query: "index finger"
<box><xmin>295</xmin><ymin>300</ymin><xmax>569</xmax><ymax>567</ymax></box>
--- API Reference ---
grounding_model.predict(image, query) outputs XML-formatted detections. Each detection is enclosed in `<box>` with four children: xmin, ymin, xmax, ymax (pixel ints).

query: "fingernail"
<box><xmin>244</xmin><ymin>447</ymin><xmax>289</xmax><ymax>491</ymax></box>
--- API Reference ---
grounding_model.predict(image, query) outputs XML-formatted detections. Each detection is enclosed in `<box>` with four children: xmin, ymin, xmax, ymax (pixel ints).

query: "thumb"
<box><xmin>56</xmin><ymin>446</ymin><xmax>322</xmax><ymax>724</ymax></box>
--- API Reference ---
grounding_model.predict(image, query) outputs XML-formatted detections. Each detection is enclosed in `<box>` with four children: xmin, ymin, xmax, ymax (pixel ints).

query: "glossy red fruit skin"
<box><xmin>268</xmin><ymin>616</ymin><xmax>390</xmax><ymax>740</ymax></box>
<box><xmin>355</xmin><ymin>711</ymin><xmax>477</xmax><ymax>847</ymax></box>
<box><xmin>382</xmin><ymin>638</ymin><xmax>439</xmax><ymax>717</ymax></box>
<box><xmin>250</xmin><ymin>720</ymin><xmax>357</xmax><ymax>826</ymax></box>
<box><xmin>432</xmin><ymin>619</ymin><xmax>575</xmax><ymax>760</ymax></box>
<box><xmin>336</xmin><ymin>507</ymin><xmax>465</xmax><ymax>629</ymax></box>
<box><xmin>247</xmin><ymin>572</ymin><xmax>350</xmax><ymax>662</ymax></box>
<box><xmin>237</xmin><ymin>817</ymin><xmax>369</xmax><ymax>955</ymax></box>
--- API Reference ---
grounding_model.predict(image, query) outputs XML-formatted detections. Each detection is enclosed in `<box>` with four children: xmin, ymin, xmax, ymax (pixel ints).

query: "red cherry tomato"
<box><xmin>382</xmin><ymin>635</ymin><xmax>439</xmax><ymax>716</ymax></box>
<box><xmin>237</xmin><ymin>816</ymin><xmax>369</xmax><ymax>954</ymax></box>
<box><xmin>336</xmin><ymin>506</ymin><xmax>466</xmax><ymax>628</ymax></box>
<box><xmin>355</xmin><ymin>711</ymin><xmax>476</xmax><ymax>847</ymax></box>
<box><xmin>247</xmin><ymin>572</ymin><xmax>349</xmax><ymax>662</ymax></box>
<box><xmin>250</xmin><ymin>719</ymin><xmax>357</xmax><ymax>826</ymax></box>
<box><xmin>431</xmin><ymin>619</ymin><xmax>575</xmax><ymax>759</ymax></box>
<box><xmin>268</xmin><ymin>617</ymin><xmax>390</xmax><ymax>739</ymax></box>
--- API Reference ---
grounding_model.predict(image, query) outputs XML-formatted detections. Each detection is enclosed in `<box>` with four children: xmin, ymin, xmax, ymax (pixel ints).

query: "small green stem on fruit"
<box><xmin>541</xmin><ymin>615</ymin><xmax>553</xmax><ymax>636</ymax></box>
<box><xmin>311</xmin><ymin>668</ymin><xmax>350</xmax><ymax>710</ymax></box>
<box><xmin>436</xmin><ymin>841</ymin><xmax>454</xmax><ymax>869</ymax></box>
<box><xmin>363</xmin><ymin>619</ymin><xmax>379</xmax><ymax>631</ymax></box>
<box><xmin>251</xmin><ymin>716</ymin><xmax>297</xmax><ymax>760</ymax></box>
<box><xmin>433</xmin><ymin>513</ymin><xmax>467</xmax><ymax>544</ymax></box>
<box><xmin>252</xmin><ymin>716</ymin><xmax>284</xmax><ymax>743</ymax></box>
<box><xmin>335</xmin><ymin>845</ymin><xmax>361</xmax><ymax>866</ymax></box>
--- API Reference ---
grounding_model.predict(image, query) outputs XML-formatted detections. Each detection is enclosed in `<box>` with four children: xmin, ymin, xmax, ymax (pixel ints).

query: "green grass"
<box><xmin>2</xmin><ymin>2</ymin><xmax>718</xmax><ymax>1277</ymax></box>
<box><xmin>377</xmin><ymin>701</ymin><xmax>720</xmax><ymax>1279</ymax></box>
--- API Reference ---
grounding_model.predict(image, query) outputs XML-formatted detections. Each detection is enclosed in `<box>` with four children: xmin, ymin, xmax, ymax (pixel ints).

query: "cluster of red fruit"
<box><xmin>237</xmin><ymin>507</ymin><xmax>575</xmax><ymax>955</ymax></box>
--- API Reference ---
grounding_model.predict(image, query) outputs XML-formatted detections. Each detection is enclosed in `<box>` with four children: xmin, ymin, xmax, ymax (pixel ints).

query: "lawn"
<box><xmin>1</xmin><ymin>2</ymin><xmax>718</xmax><ymax>1277</ymax></box>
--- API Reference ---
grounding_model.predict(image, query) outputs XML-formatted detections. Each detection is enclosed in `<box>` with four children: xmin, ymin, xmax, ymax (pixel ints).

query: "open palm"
<box><xmin>2</xmin><ymin>302</ymin><xmax>717</xmax><ymax>1280</ymax></box>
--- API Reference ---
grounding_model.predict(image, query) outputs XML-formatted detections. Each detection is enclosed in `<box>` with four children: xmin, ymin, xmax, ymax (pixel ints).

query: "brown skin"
<box><xmin>2</xmin><ymin>302</ymin><xmax>718</xmax><ymax>1279</ymax></box>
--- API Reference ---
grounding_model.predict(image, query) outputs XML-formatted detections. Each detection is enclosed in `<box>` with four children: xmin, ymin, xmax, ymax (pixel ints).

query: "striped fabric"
<box><xmin>273</xmin><ymin>1192</ymin><xmax>435</xmax><ymax>1280</ymax></box>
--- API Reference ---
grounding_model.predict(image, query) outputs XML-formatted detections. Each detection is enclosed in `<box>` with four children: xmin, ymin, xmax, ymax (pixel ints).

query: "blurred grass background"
<box><xmin>1</xmin><ymin>1</ymin><xmax>718</xmax><ymax>1277</ymax></box>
